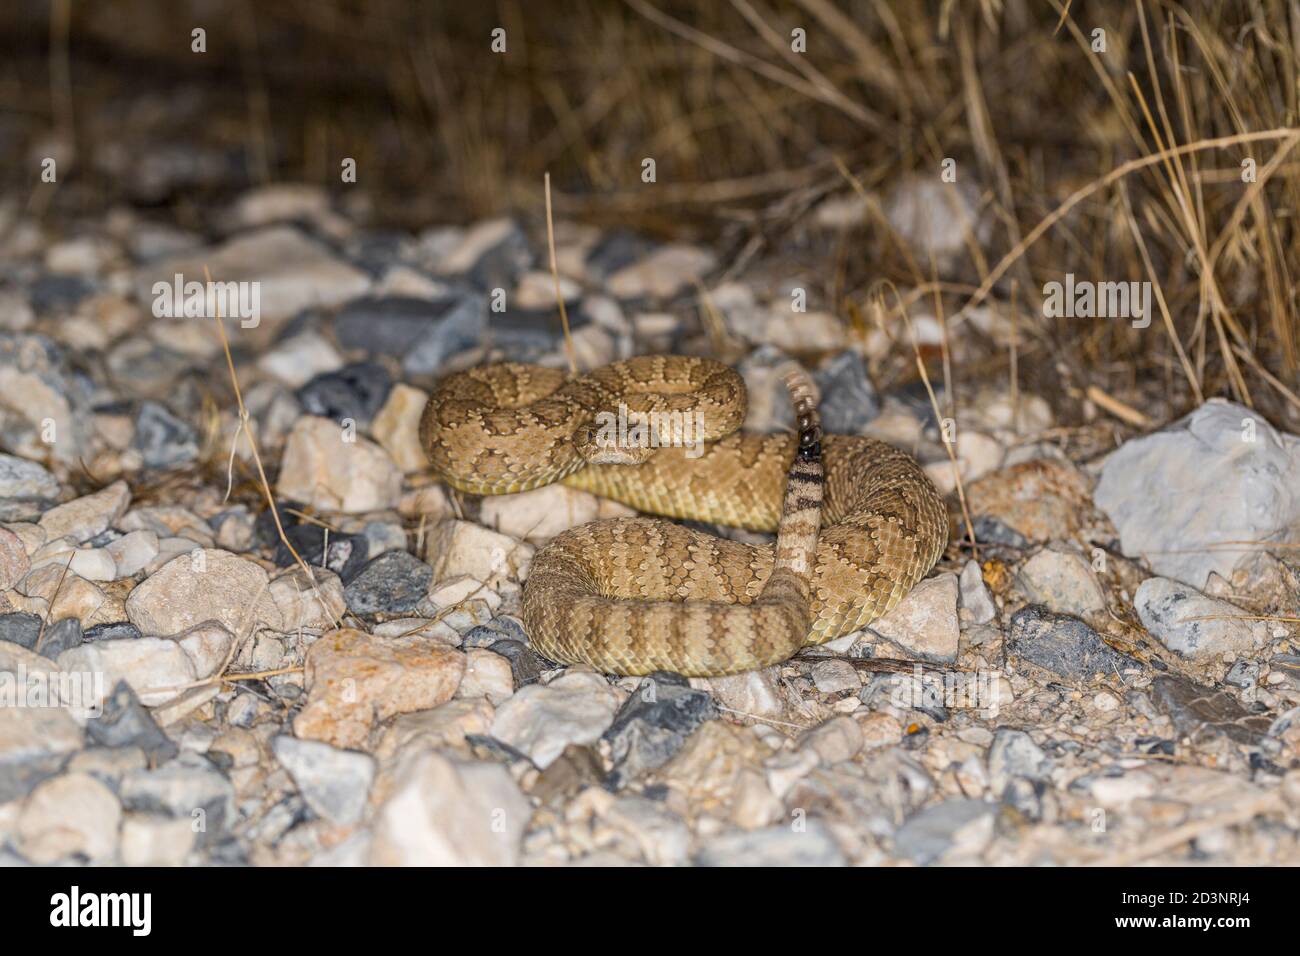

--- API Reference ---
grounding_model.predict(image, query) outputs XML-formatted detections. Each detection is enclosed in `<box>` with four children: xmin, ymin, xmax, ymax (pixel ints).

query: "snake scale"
<box><xmin>419</xmin><ymin>355</ymin><xmax>947</xmax><ymax>676</ymax></box>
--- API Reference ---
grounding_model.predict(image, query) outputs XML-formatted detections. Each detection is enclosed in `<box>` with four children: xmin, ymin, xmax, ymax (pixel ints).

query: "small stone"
<box><xmin>119</xmin><ymin>813</ymin><xmax>195</xmax><ymax>866</ymax></box>
<box><xmin>0</xmin><ymin>333</ymin><xmax>96</xmax><ymax>462</ymax></box>
<box><xmin>84</xmin><ymin>621</ymin><xmax>143</xmax><ymax>642</ymax></box>
<box><xmin>602</xmin><ymin>672</ymin><xmax>717</xmax><ymax>789</ymax></box>
<box><xmin>857</xmin><ymin>712</ymin><xmax>904</xmax><ymax>749</ymax></box>
<box><xmin>987</xmin><ymin>729</ymin><xmax>1051</xmax><ymax>794</ymax></box>
<box><xmin>1150</xmin><ymin>673</ymin><xmax>1272</xmax><ymax>746</ymax></box>
<box><xmin>126</xmin><ymin>549</ymin><xmax>281</xmax><ymax>637</ymax></box>
<box><xmin>119</xmin><ymin>754</ymin><xmax>236</xmax><ymax>848</ymax></box>
<box><xmin>35</xmin><ymin>617</ymin><xmax>82</xmax><ymax>659</ymax></box>
<box><xmin>815</xmin><ymin>350</ymin><xmax>879</xmax><ymax>434</ymax></box>
<box><xmin>967</xmin><ymin>458</ymin><xmax>1101</xmax><ymax>545</ymax></box>
<box><xmin>484</xmin><ymin>637</ymin><xmax>544</xmax><ymax>688</ymax></box>
<box><xmin>374</xmin><ymin>699</ymin><xmax>495</xmax><ymax>759</ymax></box>
<box><xmin>272</xmin><ymin>523</ymin><xmax>368</xmax><ymax>581</ymax></box>
<box><xmin>959</xmin><ymin>560</ymin><xmax>996</xmax><ymax>625</ymax></box>
<box><xmin>0</xmin><ymin>643</ymin><xmax>85</xmax><ymax>773</ymax></box>
<box><xmin>698</xmin><ymin>668</ymin><xmax>786</xmax><ymax>719</ymax></box>
<box><xmin>809</xmin><ymin>658</ymin><xmax>860</xmax><ymax>695</ymax></box>
<box><xmin>867</xmin><ymin>573</ymin><xmax>960</xmax><ymax>662</ymax></box>
<box><xmin>344</xmin><ymin>550</ymin><xmax>433</xmax><ymax>615</ymax></box>
<box><xmin>369</xmin><ymin>750</ymin><xmax>531</xmax><ymax>866</ymax></box>
<box><xmin>491</xmin><ymin>671</ymin><xmax>623</xmax><ymax>769</ymax></box>
<box><xmin>1135</xmin><ymin>577</ymin><xmax>1269</xmax><ymax>660</ymax></box>
<box><xmin>478</xmin><ymin>484</ymin><xmax>603</xmax><ymax>542</ymax></box>
<box><xmin>29</xmin><ymin>541</ymin><xmax>117</xmax><ymax>582</ymax></box>
<box><xmin>607</xmin><ymin>244</ymin><xmax>716</xmax><ymax>301</ymax></box>
<box><xmin>0</xmin><ymin>611</ymin><xmax>41</xmax><ymax>649</ymax></box>
<box><xmin>175</xmin><ymin>621</ymin><xmax>235</xmax><ymax>678</ymax></box>
<box><xmin>105</xmin><ymin>529</ymin><xmax>159</xmax><ymax>577</ymax></box>
<box><xmin>696</xmin><ymin>821</ymin><xmax>846</xmax><ymax>866</ymax></box>
<box><xmin>0</xmin><ymin>527</ymin><xmax>29</xmax><ymax>590</ymax></box>
<box><xmin>885</xmin><ymin>175</ymin><xmax>988</xmax><ymax>267</ymax></box>
<box><xmin>256</xmin><ymin>330</ymin><xmax>343</xmax><ymax>387</ymax></box>
<box><xmin>431</xmin><ymin>218</ymin><xmax>532</xmax><ymax>289</ymax></box>
<box><xmin>371</xmin><ymin>383</ymin><xmax>431</xmax><ymax>473</ymax></box>
<box><xmin>16</xmin><ymin>772</ymin><xmax>122</xmax><ymax>864</ymax></box>
<box><xmin>57</xmin><ymin>637</ymin><xmax>196</xmax><ymax>708</ymax></box>
<box><xmin>1017</xmin><ymin>547</ymin><xmax>1107</xmax><ymax>617</ymax></box>
<box><xmin>892</xmin><ymin>798</ymin><xmax>995</xmax><ymax>865</ymax></box>
<box><xmin>0</xmin><ymin>454</ymin><xmax>59</xmax><ymax>499</ymax></box>
<box><xmin>85</xmin><ymin>680</ymin><xmax>179</xmax><ymax>763</ymax></box>
<box><xmin>423</xmin><ymin>520</ymin><xmax>534</xmax><ymax>588</ymax></box>
<box><xmin>17</xmin><ymin>565</ymin><xmax>115</xmax><ymax>626</ymax></box>
<box><xmin>456</xmin><ymin>648</ymin><xmax>514</xmax><ymax>705</ymax></box>
<box><xmin>296</xmin><ymin>361</ymin><xmax>392</xmax><ymax>426</ymax></box>
<box><xmin>277</xmin><ymin>416</ymin><xmax>404</xmax><ymax>513</ymax></box>
<box><xmin>272</xmin><ymin>736</ymin><xmax>375</xmax><ymax>826</ymax></box>
<box><xmin>800</xmin><ymin>715</ymin><xmax>864</xmax><ymax>765</ymax></box>
<box><xmin>1007</xmin><ymin>605</ymin><xmax>1134</xmax><ymax>681</ymax></box>
<box><xmin>38</xmin><ymin>480</ymin><xmax>131</xmax><ymax>544</ymax></box>
<box><xmin>269</xmin><ymin>566</ymin><xmax>346</xmax><ymax>632</ymax></box>
<box><xmin>133</xmin><ymin>402</ymin><xmax>199</xmax><ymax>469</ymax></box>
<box><xmin>293</xmin><ymin>628</ymin><xmax>466</xmax><ymax>750</ymax></box>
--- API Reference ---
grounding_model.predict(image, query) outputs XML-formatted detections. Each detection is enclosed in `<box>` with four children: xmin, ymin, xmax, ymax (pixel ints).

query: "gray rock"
<box><xmin>431</xmin><ymin>218</ymin><xmax>533</xmax><ymax>291</ymax></box>
<box><xmin>988</xmin><ymin>729</ymin><xmax>1051</xmax><ymax>793</ymax></box>
<box><xmin>333</xmin><ymin>295</ymin><xmax>487</xmax><ymax>377</ymax></box>
<box><xmin>273</xmin><ymin>523</ymin><xmax>368</xmax><ymax>582</ymax></box>
<box><xmin>35</xmin><ymin>618</ymin><xmax>82</xmax><ymax>660</ymax></box>
<box><xmin>1095</xmin><ymin>399</ymin><xmax>1300</xmax><ymax>588</ymax></box>
<box><xmin>959</xmin><ymin>559</ymin><xmax>997</xmax><ymax>624</ymax></box>
<box><xmin>343</xmin><ymin>550</ymin><xmax>433</xmax><ymax>615</ymax></box>
<box><xmin>29</xmin><ymin>275</ymin><xmax>96</xmax><ymax>311</ymax></box>
<box><xmin>0</xmin><ymin>333</ymin><xmax>95</xmax><ymax>461</ymax></box>
<box><xmin>1007</xmin><ymin>605</ymin><xmax>1134</xmax><ymax>680</ymax></box>
<box><xmin>1150</xmin><ymin>674</ymin><xmax>1272</xmax><ymax>746</ymax></box>
<box><xmin>481</xmin><ymin>638</ymin><xmax>544</xmax><ymax>688</ymax></box>
<box><xmin>85</xmin><ymin>680</ymin><xmax>178</xmax><ymax>764</ymax></box>
<box><xmin>0</xmin><ymin>612</ymin><xmax>42</xmax><ymax>650</ymax></box>
<box><xmin>84</xmin><ymin>622</ymin><xmax>143</xmax><ymax>642</ymax></box>
<box><xmin>119</xmin><ymin>753</ymin><xmax>236</xmax><ymax>848</ymax></box>
<box><xmin>272</xmin><ymin>736</ymin><xmax>375</xmax><ymax>826</ymax></box>
<box><xmin>696</xmin><ymin>821</ymin><xmax>846</xmax><ymax>866</ymax></box>
<box><xmin>815</xmin><ymin>350</ymin><xmax>879</xmax><ymax>434</ymax></box>
<box><xmin>133</xmin><ymin>401</ymin><xmax>199</xmax><ymax>469</ymax></box>
<box><xmin>295</xmin><ymin>361</ymin><xmax>392</xmax><ymax>425</ymax></box>
<box><xmin>1017</xmin><ymin>547</ymin><xmax>1107</xmax><ymax>617</ymax></box>
<box><xmin>1134</xmin><ymin>577</ymin><xmax>1268</xmax><ymax>660</ymax></box>
<box><xmin>602</xmin><ymin>672</ymin><xmax>717</xmax><ymax>790</ymax></box>
<box><xmin>0</xmin><ymin>454</ymin><xmax>59</xmax><ymax>499</ymax></box>
<box><xmin>893</xmin><ymin>798</ymin><xmax>995</xmax><ymax>864</ymax></box>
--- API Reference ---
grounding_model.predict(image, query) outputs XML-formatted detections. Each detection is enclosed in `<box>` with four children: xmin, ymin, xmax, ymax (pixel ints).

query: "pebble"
<box><xmin>57</xmin><ymin>636</ymin><xmax>196</xmax><ymax>708</ymax></box>
<box><xmin>607</xmin><ymin>244</ymin><xmax>715</xmax><ymax>301</ymax></box>
<box><xmin>16</xmin><ymin>772</ymin><xmax>122</xmax><ymax>864</ymax></box>
<box><xmin>269</xmin><ymin>566</ymin><xmax>346</xmax><ymax>632</ymax></box>
<box><xmin>256</xmin><ymin>330</ymin><xmax>343</xmax><ymax>387</ymax></box>
<box><xmin>491</xmin><ymin>671</ymin><xmax>624</xmax><ymax>769</ymax></box>
<box><xmin>125</xmin><ymin>548</ymin><xmax>281</xmax><ymax>637</ymax></box>
<box><xmin>0</xmin><ymin>526</ymin><xmax>29</xmax><ymax>589</ymax></box>
<box><xmin>1095</xmin><ymin>399</ymin><xmax>1300</xmax><ymax>589</ymax></box>
<box><xmin>118</xmin><ymin>754</ymin><xmax>236</xmax><ymax>848</ymax></box>
<box><xmin>808</xmin><ymin>658</ymin><xmax>860</xmax><ymax>695</ymax></box>
<box><xmin>966</xmin><ymin>458</ymin><xmax>1100</xmax><ymax>545</ymax></box>
<box><xmin>29</xmin><ymin>541</ymin><xmax>118</xmax><ymax>582</ymax></box>
<box><xmin>296</xmin><ymin>361</ymin><xmax>392</xmax><ymax>426</ymax></box>
<box><xmin>602</xmin><ymin>672</ymin><xmax>717</xmax><ymax>789</ymax></box>
<box><xmin>343</xmin><ymin>550</ymin><xmax>434</xmax><ymax>615</ymax></box>
<box><xmin>371</xmin><ymin>383</ymin><xmax>431</xmax><ymax>473</ymax></box>
<box><xmin>815</xmin><ymin>350</ymin><xmax>880</xmax><ymax>434</ymax></box>
<box><xmin>272</xmin><ymin>736</ymin><xmax>376</xmax><ymax>826</ymax></box>
<box><xmin>133</xmin><ymin>401</ymin><xmax>199</xmax><ymax>469</ymax></box>
<box><xmin>800</xmin><ymin>715</ymin><xmax>864</xmax><ymax>765</ymax></box>
<box><xmin>455</xmin><ymin>647</ymin><xmax>515</xmax><ymax>705</ymax></box>
<box><xmin>1017</xmin><ymin>547</ymin><xmax>1107</xmax><ymax>618</ymax></box>
<box><xmin>697</xmin><ymin>668</ymin><xmax>786</xmax><ymax>719</ymax></box>
<box><xmin>1149</xmin><ymin>673</ymin><xmax>1272</xmax><ymax>746</ymax></box>
<box><xmin>369</xmin><ymin>750</ymin><xmax>531</xmax><ymax>866</ymax></box>
<box><xmin>0</xmin><ymin>453</ymin><xmax>59</xmax><ymax>499</ymax></box>
<box><xmin>16</xmin><ymin>566</ymin><xmax>117</xmax><ymax>627</ymax></box>
<box><xmin>597</xmin><ymin>794</ymin><xmax>693</xmax><ymax>866</ymax></box>
<box><xmin>892</xmin><ymin>798</ymin><xmax>995</xmax><ymax>865</ymax></box>
<box><xmin>374</xmin><ymin>699</ymin><xmax>495</xmax><ymax>759</ymax></box>
<box><xmin>478</xmin><ymin>484</ymin><xmax>604</xmax><ymax>542</ymax></box>
<box><xmin>0</xmin><ymin>611</ymin><xmax>41</xmax><ymax>649</ymax></box>
<box><xmin>293</xmin><ymin>628</ymin><xmax>466</xmax><ymax>750</ymax></box>
<box><xmin>696</xmin><ymin>821</ymin><xmax>846</xmax><ymax>866</ymax></box>
<box><xmin>35</xmin><ymin>617</ymin><xmax>82</xmax><ymax>659</ymax></box>
<box><xmin>1007</xmin><ymin>605</ymin><xmax>1134</xmax><ymax>681</ymax></box>
<box><xmin>273</xmin><ymin>524</ymin><xmax>368</xmax><ymax>581</ymax></box>
<box><xmin>987</xmin><ymin>729</ymin><xmax>1051</xmax><ymax>794</ymax></box>
<box><xmin>0</xmin><ymin>332</ymin><xmax>95</xmax><ymax>461</ymax></box>
<box><xmin>958</xmin><ymin>559</ymin><xmax>996</xmax><ymax>624</ymax></box>
<box><xmin>119</xmin><ymin>813</ymin><xmax>195</xmax><ymax>866</ymax></box>
<box><xmin>884</xmin><ymin>175</ymin><xmax>988</xmax><ymax>267</ymax></box>
<box><xmin>85</xmin><ymin>680</ymin><xmax>179</xmax><ymax>763</ymax></box>
<box><xmin>431</xmin><ymin>218</ymin><xmax>532</xmax><ymax>290</ymax></box>
<box><xmin>335</xmin><ymin>295</ymin><xmax>487</xmax><ymax>377</ymax></box>
<box><xmin>424</xmin><ymin>520</ymin><xmax>534</xmax><ymax>588</ymax></box>
<box><xmin>276</xmin><ymin>416</ymin><xmax>404</xmax><ymax>513</ymax></box>
<box><xmin>1134</xmin><ymin>577</ymin><xmax>1269</xmax><ymax>660</ymax></box>
<box><xmin>867</xmin><ymin>573</ymin><xmax>960</xmax><ymax>662</ymax></box>
<box><xmin>38</xmin><ymin>480</ymin><xmax>131</xmax><ymax>544</ymax></box>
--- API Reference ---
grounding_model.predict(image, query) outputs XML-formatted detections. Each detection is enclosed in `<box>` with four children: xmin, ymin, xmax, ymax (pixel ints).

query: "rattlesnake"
<box><xmin>420</xmin><ymin>355</ymin><xmax>947</xmax><ymax>676</ymax></box>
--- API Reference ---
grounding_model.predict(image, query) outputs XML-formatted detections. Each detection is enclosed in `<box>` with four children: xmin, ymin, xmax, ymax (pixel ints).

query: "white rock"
<box><xmin>29</xmin><ymin>541</ymin><xmax>118</xmax><ymax>581</ymax></box>
<box><xmin>456</xmin><ymin>648</ymin><xmax>514</xmax><ymax>705</ymax></box>
<box><xmin>490</xmin><ymin>671</ymin><xmax>623</xmax><ymax>769</ymax></box>
<box><xmin>885</xmin><ymin>174</ymin><xmax>989</xmax><ymax>265</ymax></box>
<box><xmin>0</xmin><ymin>644</ymin><xmax>85</xmax><ymax>761</ymax></box>
<box><xmin>277</xmin><ymin>416</ymin><xmax>404</xmax><ymax>513</ymax></box>
<box><xmin>478</xmin><ymin>484</ymin><xmax>602</xmax><ymax>542</ymax></box>
<box><xmin>37</xmin><ymin>480</ymin><xmax>130</xmax><ymax>543</ymax></box>
<box><xmin>371</xmin><ymin>383</ymin><xmax>431</xmax><ymax>473</ymax></box>
<box><xmin>17</xmin><ymin>772</ymin><xmax>122</xmax><ymax>864</ymax></box>
<box><xmin>423</xmin><ymin>520</ymin><xmax>534</xmax><ymax>588</ymax></box>
<box><xmin>106</xmin><ymin>529</ymin><xmax>160</xmax><ymax>577</ymax></box>
<box><xmin>0</xmin><ymin>454</ymin><xmax>59</xmax><ymax>498</ymax></box>
<box><xmin>696</xmin><ymin>668</ymin><xmax>786</xmax><ymax>718</ymax></box>
<box><xmin>1017</xmin><ymin>547</ymin><xmax>1107</xmax><ymax>617</ymax></box>
<box><xmin>1095</xmin><ymin>399</ymin><xmax>1300</xmax><ymax>589</ymax></box>
<box><xmin>272</xmin><ymin>736</ymin><xmax>375</xmax><ymax>826</ymax></box>
<box><xmin>426</xmin><ymin>574</ymin><xmax>502</xmax><ymax>613</ymax></box>
<box><xmin>257</xmin><ymin>331</ymin><xmax>343</xmax><ymax>387</ymax></box>
<box><xmin>607</xmin><ymin>244</ymin><xmax>716</xmax><ymax>300</ymax></box>
<box><xmin>175</xmin><ymin>621</ymin><xmax>236</xmax><ymax>679</ymax></box>
<box><xmin>57</xmin><ymin>638</ymin><xmax>197</xmax><ymax>708</ymax></box>
<box><xmin>514</xmin><ymin>270</ymin><xmax>581</xmax><ymax>310</ymax></box>
<box><xmin>126</xmin><ymin>549</ymin><xmax>281</xmax><ymax>637</ymax></box>
<box><xmin>923</xmin><ymin>430</ymin><xmax>1004</xmax><ymax>494</ymax></box>
<box><xmin>599</xmin><ymin>794</ymin><xmax>692</xmax><ymax>866</ymax></box>
<box><xmin>958</xmin><ymin>559</ymin><xmax>996</xmax><ymax>624</ymax></box>
<box><xmin>119</xmin><ymin>813</ymin><xmax>195</xmax><ymax>866</ymax></box>
<box><xmin>269</xmin><ymin>566</ymin><xmax>346</xmax><ymax>632</ymax></box>
<box><xmin>369</xmin><ymin>750</ymin><xmax>531</xmax><ymax>866</ymax></box>
<box><xmin>868</xmin><ymin>572</ymin><xmax>960</xmax><ymax>662</ymax></box>
<box><xmin>1135</xmin><ymin>577</ymin><xmax>1269</xmax><ymax>660</ymax></box>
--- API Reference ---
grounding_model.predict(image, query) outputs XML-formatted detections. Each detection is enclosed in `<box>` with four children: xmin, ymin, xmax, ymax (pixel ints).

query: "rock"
<box><xmin>1095</xmin><ymin>399</ymin><xmax>1300</xmax><ymax>588</ymax></box>
<box><xmin>884</xmin><ymin>175</ymin><xmax>988</xmax><ymax>267</ymax></box>
<box><xmin>1150</xmin><ymin>674</ymin><xmax>1272</xmax><ymax>746</ymax></box>
<box><xmin>272</xmin><ymin>524</ymin><xmax>368</xmax><ymax>581</ymax></box>
<box><xmin>857</xmin><ymin>711</ymin><xmax>904</xmax><ymax>749</ymax></box>
<box><xmin>987</xmin><ymin>729</ymin><xmax>1051</xmax><ymax>794</ymax></box>
<box><xmin>815</xmin><ymin>350</ymin><xmax>879</xmax><ymax>434</ymax></box>
<box><xmin>57</xmin><ymin>637</ymin><xmax>196</xmax><ymax>708</ymax></box>
<box><xmin>16</xmin><ymin>772</ymin><xmax>122</xmax><ymax>864</ymax></box>
<box><xmin>104</xmin><ymin>529</ymin><xmax>159</xmax><ymax>578</ymax></box>
<box><xmin>0</xmin><ymin>333</ymin><xmax>95</xmax><ymax>461</ymax></box>
<box><xmin>597</xmin><ymin>794</ymin><xmax>692</xmax><ymax>866</ymax></box>
<box><xmin>697</xmin><ymin>821</ymin><xmax>846</xmax><ymax>866</ymax></box>
<box><xmin>1134</xmin><ymin>577</ymin><xmax>1269</xmax><ymax>660</ymax></box>
<box><xmin>334</xmin><ymin>295</ymin><xmax>487</xmax><ymax>377</ymax></box>
<box><xmin>293</xmin><ymin>629</ymin><xmax>466</xmax><ymax>749</ymax></box>
<box><xmin>85</xmin><ymin>680</ymin><xmax>179</xmax><ymax>763</ymax></box>
<box><xmin>276</xmin><ymin>416</ymin><xmax>404</xmax><ymax>513</ymax></box>
<box><xmin>38</xmin><ymin>480</ymin><xmax>131</xmax><ymax>544</ymax></box>
<box><xmin>602</xmin><ymin>672</ymin><xmax>717</xmax><ymax>789</ymax></box>
<box><xmin>372</xmin><ymin>383</ymin><xmax>431</xmax><ymax>473</ymax></box>
<box><xmin>272</xmin><ymin>736</ymin><xmax>375</xmax><ymax>825</ymax></box>
<box><xmin>490</xmin><ymin>671</ymin><xmax>623</xmax><ymax>769</ymax></box>
<box><xmin>175</xmin><ymin>621</ymin><xmax>235</xmax><ymax>678</ymax></box>
<box><xmin>966</xmin><ymin>458</ymin><xmax>1101</xmax><ymax>544</ymax></box>
<box><xmin>893</xmin><ymin>798</ymin><xmax>995</xmax><ymax>864</ymax></box>
<box><xmin>374</xmin><ymin>699</ymin><xmax>495</xmax><ymax>759</ymax></box>
<box><xmin>0</xmin><ymin>526</ymin><xmax>28</xmax><ymax>589</ymax></box>
<box><xmin>133</xmin><ymin>401</ymin><xmax>199</xmax><ymax>468</ymax></box>
<box><xmin>0</xmin><ymin>611</ymin><xmax>41</xmax><ymax>649</ymax></box>
<box><xmin>800</xmin><ymin>715</ymin><xmax>864</xmax><ymax>765</ymax></box>
<box><xmin>369</xmin><ymin>750</ymin><xmax>531</xmax><ymax>866</ymax></box>
<box><xmin>456</xmin><ymin>648</ymin><xmax>514</xmax><ymax>705</ymax></box>
<box><xmin>607</xmin><ymin>244</ymin><xmax>715</xmax><ymax>300</ymax></box>
<box><xmin>478</xmin><ymin>484</ymin><xmax>604</xmax><ymax>542</ymax></box>
<box><xmin>343</xmin><ymin>551</ymin><xmax>433</xmax><ymax>615</ymax></box>
<box><xmin>119</xmin><ymin>813</ymin><xmax>195</xmax><ymax>866</ymax></box>
<box><xmin>137</xmin><ymin>225</ymin><xmax>370</xmax><ymax>331</ymax></box>
<box><xmin>808</xmin><ymin>658</ymin><xmax>860</xmax><ymax>695</ymax></box>
<box><xmin>924</xmin><ymin>430</ymin><xmax>1005</xmax><ymax>494</ymax></box>
<box><xmin>269</xmin><ymin>567</ymin><xmax>346</xmax><ymax>632</ymax></box>
<box><xmin>0</xmin><ymin>453</ymin><xmax>58</xmax><ymax>499</ymax></box>
<box><xmin>16</xmin><ymin>565</ymin><xmax>117</xmax><ymax>626</ymax></box>
<box><xmin>256</xmin><ymin>330</ymin><xmax>343</xmax><ymax>387</ymax></box>
<box><xmin>126</xmin><ymin>549</ymin><xmax>281</xmax><ymax>637</ymax></box>
<box><xmin>35</xmin><ymin>617</ymin><xmax>82</xmax><ymax>659</ymax></box>
<box><xmin>29</xmin><ymin>540</ymin><xmax>117</xmax><ymax>582</ymax></box>
<box><xmin>423</xmin><ymin>520</ymin><xmax>534</xmax><ymax>588</ymax></box>
<box><xmin>295</xmin><ymin>361</ymin><xmax>392</xmax><ymax>426</ymax></box>
<box><xmin>119</xmin><ymin>754</ymin><xmax>236</xmax><ymax>848</ymax></box>
<box><xmin>958</xmin><ymin>560</ymin><xmax>996</xmax><ymax>624</ymax></box>
<box><xmin>83</xmin><ymin>621</ymin><xmax>143</xmax><ymax>642</ymax></box>
<box><xmin>867</xmin><ymin>573</ymin><xmax>960</xmax><ymax>662</ymax></box>
<box><xmin>481</xmin><ymin>637</ymin><xmax>544</xmax><ymax>688</ymax></box>
<box><xmin>1006</xmin><ymin>605</ymin><xmax>1134</xmax><ymax>681</ymax></box>
<box><xmin>698</xmin><ymin>668</ymin><xmax>786</xmax><ymax>719</ymax></box>
<box><xmin>1017</xmin><ymin>547</ymin><xmax>1107</xmax><ymax>617</ymax></box>
<box><xmin>0</xmin><ymin>643</ymin><xmax>85</xmax><ymax>771</ymax></box>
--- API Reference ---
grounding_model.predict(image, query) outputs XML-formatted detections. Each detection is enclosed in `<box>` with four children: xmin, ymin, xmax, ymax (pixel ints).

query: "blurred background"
<box><xmin>2</xmin><ymin>0</ymin><xmax>1299</xmax><ymax>428</ymax></box>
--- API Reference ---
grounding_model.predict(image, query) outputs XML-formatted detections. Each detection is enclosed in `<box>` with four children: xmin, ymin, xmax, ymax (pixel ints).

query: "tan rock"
<box><xmin>374</xmin><ymin>699</ymin><xmax>495</xmax><ymax>760</ymax></box>
<box><xmin>17</xmin><ymin>772</ymin><xmax>122</xmax><ymax>864</ymax></box>
<box><xmin>37</xmin><ymin>480</ymin><xmax>131</xmax><ymax>543</ymax></box>
<box><xmin>0</xmin><ymin>526</ymin><xmax>29</xmax><ymax>590</ymax></box>
<box><xmin>269</xmin><ymin>566</ymin><xmax>346</xmax><ymax>632</ymax></box>
<box><xmin>125</xmin><ymin>549</ymin><xmax>281</xmax><ymax>637</ymax></box>
<box><xmin>423</xmin><ymin>519</ymin><xmax>533</xmax><ymax>588</ymax></box>
<box><xmin>277</xmin><ymin>416</ymin><xmax>404</xmax><ymax>513</ymax></box>
<box><xmin>372</xmin><ymin>383</ymin><xmax>430</xmax><ymax>473</ymax></box>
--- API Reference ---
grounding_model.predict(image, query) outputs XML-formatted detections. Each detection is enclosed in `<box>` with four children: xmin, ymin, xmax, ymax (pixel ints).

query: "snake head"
<box><xmin>572</xmin><ymin>422</ymin><xmax>656</xmax><ymax>465</ymax></box>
